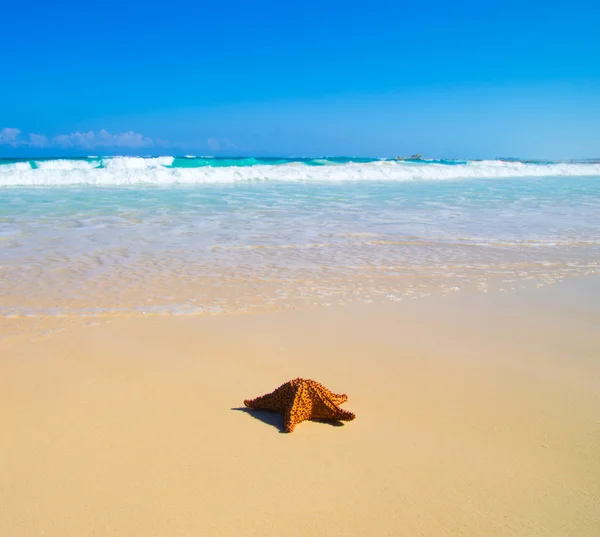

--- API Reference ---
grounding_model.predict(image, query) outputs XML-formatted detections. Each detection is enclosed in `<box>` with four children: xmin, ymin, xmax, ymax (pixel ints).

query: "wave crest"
<box><xmin>1</xmin><ymin>157</ymin><xmax>599</xmax><ymax>186</ymax></box>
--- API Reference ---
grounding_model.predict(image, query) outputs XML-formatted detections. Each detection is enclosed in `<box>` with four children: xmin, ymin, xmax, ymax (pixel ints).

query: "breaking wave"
<box><xmin>1</xmin><ymin>156</ymin><xmax>600</xmax><ymax>186</ymax></box>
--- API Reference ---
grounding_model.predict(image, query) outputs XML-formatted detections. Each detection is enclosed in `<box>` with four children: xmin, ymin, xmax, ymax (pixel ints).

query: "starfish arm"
<box><xmin>283</xmin><ymin>383</ymin><xmax>313</xmax><ymax>432</ymax></box>
<box><xmin>306</xmin><ymin>380</ymin><xmax>348</xmax><ymax>405</ymax></box>
<box><xmin>311</xmin><ymin>399</ymin><xmax>356</xmax><ymax>422</ymax></box>
<box><xmin>308</xmin><ymin>384</ymin><xmax>356</xmax><ymax>422</ymax></box>
<box><xmin>328</xmin><ymin>407</ymin><xmax>356</xmax><ymax>422</ymax></box>
<box><xmin>330</xmin><ymin>393</ymin><xmax>348</xmax><ymax>405</ymax></box>
<box><xmin>244</xmin><ymin>385</ymin><xmax>288</xmax><ymax>412</ymax></box>
<box><xmin>283</xmin><ymin>408</ymin><xmax>299</xmax><ymax>433</ymax></box>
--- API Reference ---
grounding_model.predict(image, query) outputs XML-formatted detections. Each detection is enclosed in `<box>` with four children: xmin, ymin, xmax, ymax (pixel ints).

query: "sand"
<box><xmin>1</xmin><ymin>278</ymin><xmax>599</xmax><ymax>536</ymax></box>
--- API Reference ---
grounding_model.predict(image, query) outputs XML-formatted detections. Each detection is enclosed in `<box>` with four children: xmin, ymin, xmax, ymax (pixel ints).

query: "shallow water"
<box><xmin>1</xmin><ymin>159</ymin><xmax>600</xmax><ymax>318</ymax></box>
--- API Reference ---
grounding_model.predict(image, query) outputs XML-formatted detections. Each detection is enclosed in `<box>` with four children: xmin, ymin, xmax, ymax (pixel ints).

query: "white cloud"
<box><xmin>0</xmin><ymin>127</ymin><xmax>167</xmax><ymax>149</ymax></box>
<box><xmin>53</xmin><ymin>129</ymin><xmax>159</xmax><ymax>149</ymax></box>
<box><xmin>1</xmin><ymin>128</ymin><xmax>240</xmax><ymax>152</ymax></box>
<box><xmin>0</xmin><ymin>128</ymin><xmax>21</xmax><ymax>145</ymax></box>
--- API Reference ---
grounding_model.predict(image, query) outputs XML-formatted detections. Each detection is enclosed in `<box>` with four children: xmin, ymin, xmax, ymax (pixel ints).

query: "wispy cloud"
<box><xmin>0</xmin><ymin>128</ymin><xmax>168</xmax><ymax>149</ymax></box>
<box><xmin>1</xmin><ymin>127</ymin><xmax>241</xmax><ymax>153</ymax></box>
<box><xmin>52</xmin><ymin>129</ymin><xmax>161</xmax><ymax>149</ymax></box>
<box><xmin>0</xmin><ymin>128</ymin><xmax>22</xmax><ymax>145</ymax></box>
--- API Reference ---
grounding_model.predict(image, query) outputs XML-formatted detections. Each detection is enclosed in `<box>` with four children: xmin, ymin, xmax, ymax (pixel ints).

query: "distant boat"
<box><xmin>395</xmin><ymin>153</ymin><xmax>422</xmax><ymax>161</ymax></box>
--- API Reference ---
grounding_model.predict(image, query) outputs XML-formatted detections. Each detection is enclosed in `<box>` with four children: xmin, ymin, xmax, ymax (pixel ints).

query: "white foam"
<box><xmin>1</xmin><ymin>159</ymin><xmax>599</xmax><ymax>186</ymax></box>
<box><xmin>34</xmin><ymin>159</ymin><xmax>99</xmax><ymax>170</ymax></box>
<box><xmin>1</xmin><ymin>161</ymin><xmax>32</xmax><ymax>172</ymax></box>
<box><xmin>101</xmin><ymin>156</ymin><xmax>174</xmax><ymax>169</ymax></box>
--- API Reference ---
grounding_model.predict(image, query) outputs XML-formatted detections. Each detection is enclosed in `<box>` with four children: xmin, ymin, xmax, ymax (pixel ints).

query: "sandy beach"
<box><xmin>4</xmin><ymin>0</ymin><xmax>600</xmax><ymax>534</ymax></box>
<box><xmin>1</xmin><ymin>277</ymin><xmax>599</xmax><ymax>536</ymax></box>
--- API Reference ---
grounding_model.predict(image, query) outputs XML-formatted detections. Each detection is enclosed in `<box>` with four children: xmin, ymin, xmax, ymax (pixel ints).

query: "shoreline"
<box><xmin>1</xmin><ymin>276</ymin><xmax>599</xmax><ymax>536</ymax></box>
<box><xmin>1</xmin><ymin>272</ymin><xmax>595</xmax><ymax>343</ymax></box>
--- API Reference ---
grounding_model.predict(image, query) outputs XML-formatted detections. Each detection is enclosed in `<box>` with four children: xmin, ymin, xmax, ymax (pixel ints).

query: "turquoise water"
<box><xmin>3</xmin><ymin>156</ymin><xmax>600</xmax><ymax>186</ymax></box>
<box><xmin>1</xmin><ymin>158</ymin><xmax>600</xmax><ymax>318</ymax></box>
<box><xmin>1</xmin><ymin>155</ymin><xmax>466</xmax><ymax>170</ymax></box>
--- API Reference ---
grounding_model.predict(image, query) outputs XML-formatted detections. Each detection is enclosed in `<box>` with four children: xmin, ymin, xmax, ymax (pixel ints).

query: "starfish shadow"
<box><xmin>232</xmin><ymin>407</ymin><xmax>286</xmax><ymax>432</ymax></box>
<box><xmin>232</xmin><ymin>407</ymin><xmax>347</xmax><ymax>433</ymax></box>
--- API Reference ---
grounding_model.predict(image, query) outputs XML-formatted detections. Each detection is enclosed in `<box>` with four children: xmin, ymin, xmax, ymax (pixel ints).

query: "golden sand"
<box><xmin>1</xmin><ymin>278</ymin><xmax>599</xmax><ymax>536</ymax></box>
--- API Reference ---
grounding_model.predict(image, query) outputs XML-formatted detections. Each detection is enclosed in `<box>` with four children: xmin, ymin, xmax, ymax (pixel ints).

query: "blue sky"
<box><xmin>1</xmin><ymin>0</ymin><xmax>599</xmax><ymax>158</ymax></box>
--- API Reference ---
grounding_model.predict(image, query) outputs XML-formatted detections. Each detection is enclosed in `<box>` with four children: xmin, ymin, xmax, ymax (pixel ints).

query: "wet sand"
<box><xmin>1</xmin><ymin>277</ymin><xmax>599</xmax><ymax>536</ymax></box>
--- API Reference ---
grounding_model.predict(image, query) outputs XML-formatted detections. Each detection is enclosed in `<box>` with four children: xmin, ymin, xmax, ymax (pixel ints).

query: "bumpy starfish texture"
<box><xmin>244</xmin><ymin>378</ymin><xmax>356</xmax><ymax>432</ymax></box>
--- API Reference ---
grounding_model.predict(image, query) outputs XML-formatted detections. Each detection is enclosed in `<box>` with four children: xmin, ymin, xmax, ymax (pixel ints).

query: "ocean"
<box><xmin>1</xmin><ymin>156</ymin><xmax>600</xmax><ymax>319</ymax></box>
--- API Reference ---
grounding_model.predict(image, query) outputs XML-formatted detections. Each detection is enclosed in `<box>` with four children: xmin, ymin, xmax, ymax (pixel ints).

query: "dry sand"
<box><xmin>1</xmin><ymin>278</ymin><xmax>599</xmax><ymax>536</ymax></box>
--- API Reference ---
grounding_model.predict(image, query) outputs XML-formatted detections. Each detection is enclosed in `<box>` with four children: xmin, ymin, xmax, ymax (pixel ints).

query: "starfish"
<box><xmin>244</xmin><ymin>378</ymin><xmax>356</xmax><ymax>432</ymax></box>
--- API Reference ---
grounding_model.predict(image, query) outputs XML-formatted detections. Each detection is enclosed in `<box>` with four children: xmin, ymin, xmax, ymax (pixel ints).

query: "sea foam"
<box><xmin>0</xmin><ymin>157</ymin><xmax>599</xmax><ymax>186</ymax></box>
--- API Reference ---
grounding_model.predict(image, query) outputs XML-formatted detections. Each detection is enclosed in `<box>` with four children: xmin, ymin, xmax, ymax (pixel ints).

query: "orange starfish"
<box><xmin>244</xmin><ymin>378</ymin><xmax>356</xmax><ymax>432</ymax></box>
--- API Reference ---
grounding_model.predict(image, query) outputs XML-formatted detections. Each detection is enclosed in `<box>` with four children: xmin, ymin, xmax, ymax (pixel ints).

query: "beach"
<box><xmin>2</xmin><ymin>276</ymin><xmax>599</xmax><ymax>536</ymax></box>
<box><xmin>1</xmin><ymin>158</ymin><xmax>599</xmax><ymax>535</ymax></box>
<box><xmin>4</xmin><ymin>0</ymin><xmax>600</xmax><ymax>532</ymax></box>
